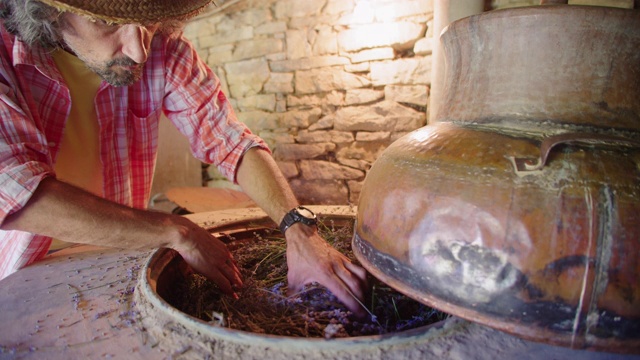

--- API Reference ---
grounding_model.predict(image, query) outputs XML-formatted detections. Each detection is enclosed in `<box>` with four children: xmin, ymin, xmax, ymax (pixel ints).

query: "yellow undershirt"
<box><xmin>50</xmin><ymin>49</ymin><xmax>103</xmax><ymax>250</ymax></box>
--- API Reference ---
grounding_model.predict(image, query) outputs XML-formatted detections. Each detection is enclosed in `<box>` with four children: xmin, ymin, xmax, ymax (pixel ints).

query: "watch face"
<box><xmin>297</xmin><ymin>207</ymin><xmax>315</xmax><ymax>219</ymax></box>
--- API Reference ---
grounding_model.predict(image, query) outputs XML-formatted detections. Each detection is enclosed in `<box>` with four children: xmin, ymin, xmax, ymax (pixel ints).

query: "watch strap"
<box><xmin>279</xmin><ymin>206</ymin><xmax>317</xmax><ymax>234</ymax></box>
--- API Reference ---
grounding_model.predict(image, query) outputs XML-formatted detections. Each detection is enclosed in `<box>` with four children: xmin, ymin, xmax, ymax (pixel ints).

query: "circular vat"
<box><xmin>135</xmin><ymin>211</ymin><xmax>464</xmax><ymax>360</ymax></box>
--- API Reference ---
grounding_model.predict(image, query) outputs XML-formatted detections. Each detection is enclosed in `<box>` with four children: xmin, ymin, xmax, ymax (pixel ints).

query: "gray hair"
<box><xmin>0</xmin><ymin>0</ymin><xmax>185</xmax><ymax>50</ymax></box>
<box><xmin>0</xmin><ymin>0</ymin><xmax>61</xmax><ymax>49</ymax></box>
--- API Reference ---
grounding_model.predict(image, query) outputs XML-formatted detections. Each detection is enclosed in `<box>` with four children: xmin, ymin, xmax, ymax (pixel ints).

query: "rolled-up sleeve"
<box><xmin>161</xmin><ymin>35</ymin><xmax>270</xmax><ymax>183</ymax></box>
<box><xmin>0</xmin><ymin>84</ymin><xmax>54</xmax><ymax>224</ymax></box>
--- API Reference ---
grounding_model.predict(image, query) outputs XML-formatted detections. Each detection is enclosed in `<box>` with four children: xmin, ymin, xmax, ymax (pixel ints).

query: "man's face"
<box><xmin>58</xmin><ymin>13</ymin><xmax>160</xmax><ymax>86</ymax></box>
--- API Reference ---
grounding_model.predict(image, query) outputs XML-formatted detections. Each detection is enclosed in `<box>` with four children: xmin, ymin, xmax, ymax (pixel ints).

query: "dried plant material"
<box><xmin>165</xmin><ymin>217</ymin><xmax>448</xmax><ymax>338</ymax></box>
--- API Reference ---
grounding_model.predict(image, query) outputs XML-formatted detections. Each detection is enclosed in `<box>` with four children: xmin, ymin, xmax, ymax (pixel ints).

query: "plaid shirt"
<box><xmin>0</xmin><ymin>27</ymin><xmax>268</xmax><ymax>279</ymax></box>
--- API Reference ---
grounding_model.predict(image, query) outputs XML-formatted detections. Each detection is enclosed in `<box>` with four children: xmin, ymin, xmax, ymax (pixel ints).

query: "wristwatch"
<box><xmin>279</xmin><ymin>206</ymin><xmax>318</xmax><ymax>234</ymax></box>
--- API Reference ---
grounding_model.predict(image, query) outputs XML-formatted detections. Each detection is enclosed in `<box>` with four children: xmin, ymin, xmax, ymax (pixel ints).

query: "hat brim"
<box><xmin>38</xmin><ymin>0</ymin><xmax>213</xmax><ymax>24</ymax></box>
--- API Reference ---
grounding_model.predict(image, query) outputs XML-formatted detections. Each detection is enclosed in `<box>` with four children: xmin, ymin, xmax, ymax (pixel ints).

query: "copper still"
<box><xmin>353</xmin><ymin>5</ymin><xmax>640</xmax><ymax>354</ymax></box>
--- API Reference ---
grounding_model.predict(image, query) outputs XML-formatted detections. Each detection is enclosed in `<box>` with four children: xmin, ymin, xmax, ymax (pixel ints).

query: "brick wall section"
<box><xmin>183</xmin><ymin>0</ymin><xmax>434</xmax><ymax>205</ymax></box>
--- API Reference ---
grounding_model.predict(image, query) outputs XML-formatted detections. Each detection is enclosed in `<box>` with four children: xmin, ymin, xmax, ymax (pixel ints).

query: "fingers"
<box><xmin>343</xmin><ymin>259</ymin><xmax>368</xmax><ymax>281</ymax></box>
<box><xmin>286</xmin><ymin>255</ymin><xmax>369</xmax><ymax>318</ymax></box>
<box><xmin>329</xmin><ymin>260</ymin><xmax>369</xmax><ymax>318</ymax></box>
<box><xmin>202</xmin><ymin>266</ymin><xmax>236</xmax><ymax>297</ymax></box>
<box><xmin>338</xmin><ymin>260</ymin><xmax>368</xmax><ymax>297</ymax></box>
<box><xmin>188</xmin><ymin>254</ymin><xmax>242</xmax><ymax>297</ymax></box>
<box><xmin>325</xmin><ymin>280</ymin><xmax>367</xmax><ymax>318</ymax></box>
<box><xmin>174</xmin><ymin>223</ymin><xmax>244</xmax><ymax>298</ymax></box>
<box><xmin>224</xmin><ymin>257</ymin><xmax>243</xmax><ymax>290</ymax></box>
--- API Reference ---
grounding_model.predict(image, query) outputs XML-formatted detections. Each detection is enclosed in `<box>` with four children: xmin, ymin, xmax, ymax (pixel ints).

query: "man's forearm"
<box><xmin>1</xmin><ymin>177</ymin><xmax>179</xmax><ymax>250</ymax></box>
<box><xmin>235</xmin><ymin>147</ymin><xmax>299</xmax><ymax>225</ymax></box>
<box><xmin>1</xmin><ymin>176</ymin><xmax>244</xmax><ymax>296</ymax></box>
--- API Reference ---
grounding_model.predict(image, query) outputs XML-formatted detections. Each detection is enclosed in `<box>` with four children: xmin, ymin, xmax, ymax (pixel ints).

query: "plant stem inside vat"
<box><xmin>165</xmin><ymin>217</ymin><xmax>448</xmax><ymax>338</ymax></box>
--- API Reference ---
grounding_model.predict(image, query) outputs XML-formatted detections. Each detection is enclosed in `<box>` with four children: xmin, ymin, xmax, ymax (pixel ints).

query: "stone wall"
<box><xmin>182</xmin><ymin>0</ymin><xmax>434</xmax><ymax>205</ymax></box>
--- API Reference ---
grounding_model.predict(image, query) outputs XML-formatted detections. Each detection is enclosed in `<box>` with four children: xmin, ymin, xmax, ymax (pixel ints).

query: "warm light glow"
<box><xmin>350</xmin><ymin>1</ymin><xmax>375</xmax><ymax>24</ymax></box>
<box><xmin>344</xmin><ymin>0</ymin><xmax>404</xmax><ymax>51</ymax></box>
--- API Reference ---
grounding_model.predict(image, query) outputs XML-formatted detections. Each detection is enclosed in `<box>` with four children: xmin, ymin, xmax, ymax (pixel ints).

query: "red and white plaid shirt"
<box><xmin>0</xmin><ymin>26</ymin><xmax>268</xmax><ymax>280</ymax></box>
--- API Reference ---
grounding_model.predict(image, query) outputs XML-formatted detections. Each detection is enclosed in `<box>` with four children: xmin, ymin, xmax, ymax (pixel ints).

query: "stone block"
<box><xmin>271</xmin><ymin>56</ymin><xmax>350</xmax><ymax>72</ymax></box>
<box><xmin>384</xmin><ymin>84</ymin><xmax>429</xmax><ymax>106</ymax></box>
<box><xmin>281</xmin><ymin>108</ymin><xmax>323</xmax><ymax>128</ymax></box>
<box><xmin>206</xmin><ymin>44</ymin><xmax>234</xmax><ymax>66</ymax></box>
<box><xmin>374</xmin><ymin>0</ymin><xmax>434</xmax><ymax>21</ymax></box>
<box><xmin>258</xmin><ymin>130</ymin><xmax>296</xmax><ymax>145</ymax></box>
<box><xmin>308</xmin><ymin>114</ymin><xmax>336</xmax><ymax>130</ymax></box>
<box><xmin>325</xmin><ymin>0</ymin><xmax>356</xmax><ymax>15</ymax></box>
<box><xmin>266</xmin><ymin>52</ymin><xmax>287</xmax><ymax>62</ymax></box>
<box><xmin>273</xmin><ymin>143</ymin><xmax>336</xmax><ymax>161</ymax></box>
<box><xmin>296</xmin><ymin>130</ymin><xmax>334</xmax><ymax>143</ymax></box>
<box><xmin>345</xmin><ymin>89</ymin><xmax>385</xmax><ymax>105</ymax></box>
<box><xmin>334</xmin><ymin>107</ymin><xmax>390</xmax><ymax>132</ymax></box>
<box><xmin>276</xmin><ymin>98</ymin><xmax>287</xmax><ymax>113</ymax></box>
<box><xmin>237</xmin><ymin>94</ymin><xmax>277</xmax><ymax>112</ymax></box>
<box><xmin>371</xmin><ymin>57</ymin><xmax>431</xmax><ymax>86</ymax></box>
<box><xmin>311</xmin><ymin>27</ymin><xmax>339</xmax><ymax>56</ymax></box>
<box><xmin>264</xmin><ymin>72</ymin><xmax>295</xmax><ymax>94</ymax></box>
<box><xmin>348</xmin><ymin>47</ymin><xmax>395</xmax><ymax>64</ymax></box>
<box><xmin>295</xmin><ymin>68</ymin><xmax>370</xmax><ymax>94</ymax></box>
<box><xmin>237</xmin><ymin>110</ymin><xmax>280</xmax><ymax>131</ymax></box>
<box><xmin>232</xmin><ymin>38</ymin><xmax>284</xmax><ymax>61</ymax></box>
<box><xmin>396</xmin><ymin>111</ymin><xmax>427</xmax><ymax>131</ymax></box>
<box><xmin>347</xmin><ymin>179</ymin><xmax>365</xmax><ymax>204</ymax></box>
<box><xmin>345</xmin><ymin>1</ymin><xmax>375</xmax><ymax>25</ymax></box>
<box><xmin>288</xmin><ymin>91</ymin><xmax>346</xmax><ymax>108</ymax></box>
<box><xmin>414</xmin><ymin>37</ymin><xmax>433</xmax><ymax>55</ymax></box>
<box><xmin>228</xmin><ymin>8</ymin><xmax>272</xmax><ymax>27</ymax></box>
<box><xmin>338</xmin><ymin>158</ymin><xmax>371</xmax><ymax>171</ymax></box>
<box><xmin>225</xmin><ymin>59</ymin><xmax>270</xmax><ymax>98</ymax></box>
<box><xmin>188</xmin><ymin>16</ymin><xmax>222</xmax><ymax>38</ymax></box>
<box><xmin>328</xmin><ymin>130</ymin><xmax>355</xmax><ymax>144</ymax></box>
<box><xmin>289</xmin><ymin>179</ymin><xmax>349</xmax><ymax>205</ymax></box>
<box><xmin>355</xmin><ymin>131</ymin><xmax>391</xmax><ymax>142</ymax></box>
<box><xmin>286</xmin><ymin>29</ymin><xmax>313</xmax><ymax>60</ymax></box>
<box><xmin>299</xmin><ymin>160</ymin><xmax>365</xmax><ymax>180</ymax></box>
<box><xmin>334</xmin><ymin>100</ymin><xmax>422</xmax><ymax>131</ymax></box>
<box><xmin>199</xmin><ymin>26</ymin><xmax>254</xmax><ymax>48</ymax></box>
<box><xmin>275</xmin><ymin>0</ymin><xmax>327</xmax><ymax>19</ymax></box>
<box><xmin>338</xmin><ymin>22</ymin><xmax>426</xmax><ymax>52</ymax></box>
<box><xmin>345</xmin><ymin>62</ymin><xmax>370</xmax><ymax>73</ymax></box>
<box><xmin>256</xmin><ymin>21</ymin><xmax>288</xmax><ymax>35</ymax></box>
<box><xmin>276</xmin><ymin>161</ymin><xmax>299</xmax><ymax>178</ymax></box>
<box><xmin>336</xmin><ymin>141</ymin><xmax>389</xmax><ymax>163</ymax></box>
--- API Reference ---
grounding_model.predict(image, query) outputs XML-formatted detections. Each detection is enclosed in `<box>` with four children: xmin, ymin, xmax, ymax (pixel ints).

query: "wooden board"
<box><xmin>165</xmin><ymin>187</ymin><xmax>255</xmax><ymax>213</ymax></box>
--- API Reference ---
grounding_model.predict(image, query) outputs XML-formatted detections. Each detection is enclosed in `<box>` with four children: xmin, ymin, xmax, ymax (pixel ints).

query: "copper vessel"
<box><xmin>354</xmin><ymin>5</ymin><xmax>640</xmax><ymax>353</ymax></box>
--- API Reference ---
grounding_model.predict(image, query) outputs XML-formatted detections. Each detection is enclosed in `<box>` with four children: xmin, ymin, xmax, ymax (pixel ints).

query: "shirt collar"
<box><xmin>12</xmin><ymin>35</ymin><xmax>66</xmax><ymax>85</ymax></box>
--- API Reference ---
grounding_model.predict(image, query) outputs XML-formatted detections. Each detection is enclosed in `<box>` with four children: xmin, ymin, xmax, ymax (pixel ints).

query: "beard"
<box><xmin>74</xmin><ymin>52</ymin><xmax>143</xmax><ymax>87</ymax></box>
<box><xmin>95</xmin><ymin>58</ymin><xmax>143</xmax><ymax>87</ymax></box>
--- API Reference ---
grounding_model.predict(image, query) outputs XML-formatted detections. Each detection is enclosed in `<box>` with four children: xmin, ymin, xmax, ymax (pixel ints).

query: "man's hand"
<box><xmin>0</xmin><ymin>178</ymin><xmax>243</xmax><ymax>296</ymax></box>
<box><xmin>284</xmin><ymin>223</ymin><xmax>369</xmax><ymax>318</ymax></box>
<box><xmin>169</xmin><ymin>216</ymin><xmax>243</xmax><ymax>298</ymax></box>
<box><xmin>233</xmin><ymin>148</ymin><xmax>369</xmax><ymax>316</ymax></box>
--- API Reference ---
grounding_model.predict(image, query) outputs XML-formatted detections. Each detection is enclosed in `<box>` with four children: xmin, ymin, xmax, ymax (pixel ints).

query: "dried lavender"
<box><xmin>165</xmin><ymin>217</ymin><xmax>448</xmax><ymax>338</ymax></box>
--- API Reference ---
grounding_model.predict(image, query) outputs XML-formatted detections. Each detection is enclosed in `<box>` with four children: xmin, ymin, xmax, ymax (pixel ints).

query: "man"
<box><xmin>0</xmin><ymin>0</ymin><xmax>367</xmax><ymax>317</ymax></box>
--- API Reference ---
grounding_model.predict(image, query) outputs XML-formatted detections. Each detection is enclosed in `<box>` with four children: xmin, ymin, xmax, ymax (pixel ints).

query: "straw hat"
<box><xmin>37</xmin><ymin>0</ymin><xmax>214</xmax><ymax>24</ymax></box>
